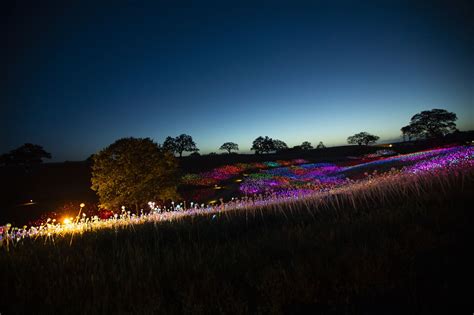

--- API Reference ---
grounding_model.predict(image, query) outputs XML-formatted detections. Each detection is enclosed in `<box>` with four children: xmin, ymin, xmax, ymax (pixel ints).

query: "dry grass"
<box><xmin>1</xmin><ymin>168</ymin><xmax>473</xmax><ymax>314</ymax></box>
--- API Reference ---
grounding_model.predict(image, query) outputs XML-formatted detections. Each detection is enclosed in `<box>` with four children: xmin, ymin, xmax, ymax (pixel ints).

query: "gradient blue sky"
<box><xmin>3</xmin><ymin>0</ymin><xmax>473</xmax><ymax>161</ymax></box>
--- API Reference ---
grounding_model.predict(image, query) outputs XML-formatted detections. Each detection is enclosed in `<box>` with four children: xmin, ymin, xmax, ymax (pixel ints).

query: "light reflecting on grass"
<box><xmin>1</xmin><ymin>145</ymin><xmax>472</xmax><ymax>249</ymax></box>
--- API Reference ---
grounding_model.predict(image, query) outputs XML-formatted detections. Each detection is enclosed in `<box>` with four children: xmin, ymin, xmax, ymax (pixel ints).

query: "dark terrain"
<box><xmin>0</xmin><ymin>163</ymin><xmax>472</xmax><ymax>314</ymax></box>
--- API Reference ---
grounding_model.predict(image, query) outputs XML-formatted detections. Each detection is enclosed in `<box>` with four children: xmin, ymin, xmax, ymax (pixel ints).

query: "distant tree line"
<box><xmin>159</xmin><ymin>109</ymin><xmax>460</xmax><ymax>155</ymax></box>
<box><xmin>0</xmin><ymin>108</ymin><xmax>462</xmax><ymax>169</ymax></box>
<box><xmin>345</xmin><ymin>109</ymin><xmax>459</xmax><ymax>146</ymax></box>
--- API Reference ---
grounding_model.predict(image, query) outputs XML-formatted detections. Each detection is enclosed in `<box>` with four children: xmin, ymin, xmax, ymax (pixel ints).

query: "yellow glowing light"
<box><xmin>63</xmin><ymin>218</ymin><xmax>71</xmax><ymax>225</ymax></box>
<box><xmin>80</xmin><ymin>203</ymin><xmax>85</xmax><ymax>208</ymax></box>
<box><xmin>214</xmin><ymin>185</ymin><xmax>222</xmax><ymax>189</ymax></box>
<box><xmin>235</xmin><ymin>179</ymin><xmax>242</xmax><ymax>182</ymax></box>
<box><xmin>389</xmin><ymin>144</ymin><xmax>393</xmax><ymax>148</ymax></box>
<box><xmin>208</xmin><ymin>200</ymin><xmax>217</xmax><ymax>204</ymax></box>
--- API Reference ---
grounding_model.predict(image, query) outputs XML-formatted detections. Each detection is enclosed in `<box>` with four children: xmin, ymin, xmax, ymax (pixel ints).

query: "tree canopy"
<box><xmin>219</xmin><ymin>142</ymin><xmax>239</xmax><ymax>154</ymax></box>
<box><xmin>272</xmin><ymin>139</ymin><xmax>288</xmax><ymax>151</ymax></box>
<box><xmin>402</xmin><ymin>109</ymin><xmax>457</xmax><ymax>139</ymax></box>
<box><xmin>163</xmin><ymin>136</ymin><xmax>177</xmax><ymax>154</ymax></box>
<box><xmin>300</xmin><ymin>141</ymin><xmax>313</xmax><ymax>150</ymax></box>
<box><xmin>251</xmin><ymin>136</ymin><xmax>274</xmax><ymax>154</ymax></box>
<box><xmin>0</xmin><ymin>143</ymin><xmax>51</xmax><ymax>167</ymax></box>
<box><xmin>347</xmin><ymin>132</ymin><xmax>379</xmax><ymax>146</ymax></box>
<box><xmin>91</xmin><ymin>137</ymin><xmax>180</xmax><ymax>211</ymax></box>
<box><xmin>400</xmin><ymin>125</ymin><xmax>418</xmax><ymax>142</ymax></box>
<box><xmin>316</xmin><ymin>141</ymin><xmax>326</xmax><ymax>149</ymax></box>
<box><xmin>163</xmin><ymin>134</ymin><xmax>199</xmax><ymax>157</ymax></box>
<box><xmin>251</xmin><ymin>137</ymin><xmax>288</xmax><ymax>154</ymax></box>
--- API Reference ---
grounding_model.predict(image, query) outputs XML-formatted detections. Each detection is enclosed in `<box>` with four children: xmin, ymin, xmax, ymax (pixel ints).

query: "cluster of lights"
<box><xmin>406</xmin><ymin>146</ymin><xmax>474</xmax><ymax>173</ymax></box>
<box><xmin>340</xmin><ymin>146</ymin><xmax>462</xmax><ymax>173</ymax></box>
<box><xmin>359</xmin><ymin>149</ymin><xmax>397</xmax><ymax>160</ymax></box>
<box><xmin>238</xmin><ymin>146</ymin><xmax>472</xmax><ymax>195</ymax></box>
<box><xmin>181</xmin><ymin>159</ymin><xmax>308</xmax><ymax>186</ymax></box>
<box><xmin>0</xmin><ymin>146</ymin><xmax>472</xmax><ymax>249</ymax></box>
<box><xmin>240</xmin><ymin>163</ymin><xmax>346</xmax><ymax>194</ymax></box>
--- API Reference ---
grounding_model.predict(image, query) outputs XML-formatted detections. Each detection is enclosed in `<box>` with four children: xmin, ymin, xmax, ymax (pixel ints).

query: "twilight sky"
<box><xmin>3</xmin><ymin>0</ymin><xmax>473</xmax><ymax>161</ymax></box>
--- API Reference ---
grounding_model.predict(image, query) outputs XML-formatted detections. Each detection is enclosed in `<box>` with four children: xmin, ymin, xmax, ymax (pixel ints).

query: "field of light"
<box><xmin>1</xmin><ymin>145</ymin><xmax>473</xmax><ymax>250</ymax></box>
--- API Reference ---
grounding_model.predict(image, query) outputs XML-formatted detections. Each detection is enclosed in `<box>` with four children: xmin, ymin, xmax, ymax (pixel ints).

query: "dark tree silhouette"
<box><xmin>91</xmin><ymin>137</ymin><xmax>180</xmax><ymax>211</ymax></box>
<box><xmin>0</xmin><ymin>143</ymin><xmax>51</xmax><ymax>167</ymax></box>
<box><xmin>400</xmin><ymin>125</ymin><xmax>418</xmax><ymax>142</ymax></box>
<box><xmin>219</xmin><ymin>142</ymin><xmax>239</xmax><ymax>154</ymax></box>
<box><xmin>404</xmin><ymin>109</ymin><xmax>457</xmax><ymax>139</ymax></box>
<box><xmin>347</xmin><ymin>132</ymin><xmax>380</xmax><ymax>146</ymax></box>
<box><xmin>251</xmin><ymin>136</ymin><xmax>274</xmax><ymax>154</ymax></box>
<box><xmin>163</xmin><ymin>136</ymin><xmax>177</xmax><ymax>154</ymax></box>
<box><xmin>300</xmin><ymin>141</ymin><xmax>313</xmax><ymax>150</ymax></box>
<box><xmin>163</xmin><ymin>134</ymin><xmax>199</xmax><ymax>157</ymax></box>
<box><xmin>272</xmin><ymin>139</ymin><xmax>288</xmax><ymax>151</ymax></box>
<box><xmin>316</xmin><ymin>141</ymin><xmax>326</xmax><ymax>149</ymax></box>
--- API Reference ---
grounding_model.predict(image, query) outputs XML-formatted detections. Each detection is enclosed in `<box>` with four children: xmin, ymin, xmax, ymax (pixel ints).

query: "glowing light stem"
<box><xmin>75</xmin><ymin>203</ymin><xmax>85</xmax><ymax>225</ymax></box>
<box><xmin>70</xmin><ymin>203</ymin><xmax>85</xmax><ymax>246</ymax></box>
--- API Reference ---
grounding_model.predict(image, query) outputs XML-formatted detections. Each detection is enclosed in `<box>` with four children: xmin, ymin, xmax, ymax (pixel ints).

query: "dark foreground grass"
<box><xmin>1</xmin><ymin>171</ymin><xmax>473</xmax><ymax>314</ymax></box>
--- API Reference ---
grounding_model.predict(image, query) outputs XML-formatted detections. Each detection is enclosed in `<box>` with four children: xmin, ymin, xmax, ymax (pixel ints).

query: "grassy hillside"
<box><xmin>0</xmin><ymin>142</ymin><xmax>440</xmax><ymax>226</ymax></box>
<box><xmin>1</xmin><ymin>167</ymin><xmax>472</xmax><ymax>314</ymax></box>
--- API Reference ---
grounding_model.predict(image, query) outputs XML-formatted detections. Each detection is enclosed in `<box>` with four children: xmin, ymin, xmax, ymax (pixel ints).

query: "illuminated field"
<box><xmin>1</xmin><ymin>145</ymin><xmax>472</xmax><ymax>249</ymax></box>
<box><xmin>1</xmin><ymin>145</ymin><xmax>473</xmax><ymax>314</ymax></box>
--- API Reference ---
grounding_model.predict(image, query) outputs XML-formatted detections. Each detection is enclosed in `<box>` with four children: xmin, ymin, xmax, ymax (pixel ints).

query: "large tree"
<box><xmin>251</xmin><ymin>136</ymin><xmax>274</xmax><ymax>154</ymax></box>
<box><xmin>316</xmin><ymin>141</ymin><xmax>326</xmax><ymax>149</ymax></box>
<box><xmin>219</xmin><ymin>142</ymin><xmax>239</xmax><ymax>154</ymax></box>
<box><xmin>91</xmin><ymin>137</ymin><xmax>180</xmax><ymax>211</ymax></box>
<box><xmin>163</xmin><ymin>134</ymin><xmax>199</xmax><ymax>157</ymax></box>
<box><xmin>347</xmin><ymin>132</ymin><xmax>380</xmax><ymax>146</ymax></box>
<box><xmin>0</xmin><ymin>143</ymin><xmax>51</xmax><ymax>167</ymax></box>
<box><xmin>404</xmin><ymin>109</ymin><xmax>457</xmax><ymax>139</ymax></box>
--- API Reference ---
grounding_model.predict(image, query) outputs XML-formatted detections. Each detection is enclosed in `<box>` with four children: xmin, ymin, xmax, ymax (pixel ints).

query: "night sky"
<box><xmin>3</xmin><ymin>1</ymin><xmax>473</xmax><ymax>161</ymax></box>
